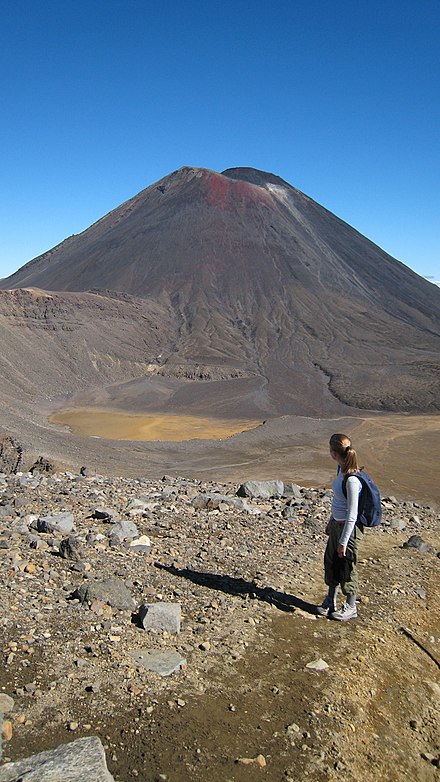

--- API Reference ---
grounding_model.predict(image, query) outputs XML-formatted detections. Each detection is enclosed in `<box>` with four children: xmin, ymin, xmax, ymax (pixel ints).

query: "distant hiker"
<box><xmin>316</xmin><ymin>433</ymin><xmax>374</xmax><ymax>621</ymax></box>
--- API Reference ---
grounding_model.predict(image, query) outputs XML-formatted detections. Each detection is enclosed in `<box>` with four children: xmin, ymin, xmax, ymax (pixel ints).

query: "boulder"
<box><xmin>138</xmin><ymin>602</ymin><xmax>181</xmax><ymax>633</ymax></box>
<box><xmin>73</xmin><ymin>579</ymin><xmax>136</xmax><ymax>611</ymax></box>
<box><xmin>236</xmin><ymin>480</ymin><xmax>284</xmax><ymax>499</ymax></box>
<box><xmin>0</xmin><ymin>736</ymin><xmax>116</xmax><ymax>781</ymax></box>
<box><xmin>107</xmin><ymin>520</ymin><xmax>138</xmax><ymax>543</ymax></box>
<box><xmin>36</xmin><ymin>513</ymin><xmax>75</xmax><ymax>534</ymax></box>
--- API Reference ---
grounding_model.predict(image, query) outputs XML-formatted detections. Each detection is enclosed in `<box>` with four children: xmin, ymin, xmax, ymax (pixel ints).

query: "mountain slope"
<box><xmin>1</xmin><ymin>166</ymin><xmax>440</xmax><ymax>415</ymax></box>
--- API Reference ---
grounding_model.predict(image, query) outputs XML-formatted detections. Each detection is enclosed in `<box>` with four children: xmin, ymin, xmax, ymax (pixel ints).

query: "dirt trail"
<box><xmin>99</xmin><ymin>530</ymin><xmax>439</xmax><ymax>782</ymax></box>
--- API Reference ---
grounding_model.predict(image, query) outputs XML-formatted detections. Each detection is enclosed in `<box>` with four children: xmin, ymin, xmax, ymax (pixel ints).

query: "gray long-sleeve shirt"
<box><xmin>331</xmin><ymin>471</ymin><xmax>362</xmax><ymax>548</ymax></box>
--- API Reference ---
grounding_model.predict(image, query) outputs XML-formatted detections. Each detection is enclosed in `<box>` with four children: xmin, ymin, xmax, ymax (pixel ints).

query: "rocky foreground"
<box><xmin>0</xmin><ymin>467</ymin><xmax>439</xmax><ymax>781</ymax></box>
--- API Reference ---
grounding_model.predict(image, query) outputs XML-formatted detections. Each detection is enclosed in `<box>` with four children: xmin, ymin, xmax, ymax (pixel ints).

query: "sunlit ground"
<box><xmin>51</xmin><ymin>409</ymin><xmax>262</xmax><ymax>441</ymax></box>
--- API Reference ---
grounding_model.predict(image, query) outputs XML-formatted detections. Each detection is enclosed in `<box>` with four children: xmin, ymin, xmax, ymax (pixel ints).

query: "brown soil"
<box><xmin>43</xmin><ymin>411</ymin><xmax>440</xmax><ymax>507</ymax></box>
<box><xmin>50</xmin><ymin>409</ymin><xmax>261</xmax><ymax>442</ymax></box>
<box><xmin>1</xmin><ymin>473</ymin><xmax>439</xmax><ymax>782</ymax></box>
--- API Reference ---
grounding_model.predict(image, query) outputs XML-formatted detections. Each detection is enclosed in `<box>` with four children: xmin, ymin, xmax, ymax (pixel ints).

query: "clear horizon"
<box><xmin>1</xmin><ymin>0</ymin><xmax>438</xmax><ymax>284</ymax></box>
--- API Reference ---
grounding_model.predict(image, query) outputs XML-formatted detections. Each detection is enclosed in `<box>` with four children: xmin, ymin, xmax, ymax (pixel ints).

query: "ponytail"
<box><xmin>329</xmin><ymin>433</ymin><xmax>360</xmax><ymax>474</ymax></box>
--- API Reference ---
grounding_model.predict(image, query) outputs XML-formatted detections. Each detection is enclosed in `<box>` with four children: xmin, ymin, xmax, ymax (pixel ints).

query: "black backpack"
<box><xmin>342</xmin><ymin>470</ymin><xmax>382</xmax><ymax>527</ymax></box>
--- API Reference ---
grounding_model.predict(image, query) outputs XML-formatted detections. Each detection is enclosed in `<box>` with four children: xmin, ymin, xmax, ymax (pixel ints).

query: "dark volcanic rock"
<box><xmin>0</xmin><ymin>435</ymin><xmax>22</xmax><ymax>474</ymax></box>
<box><xmin>30</xmin><ymin>456</ymin><xmax>56</xmax><ymax>475</ymax></box>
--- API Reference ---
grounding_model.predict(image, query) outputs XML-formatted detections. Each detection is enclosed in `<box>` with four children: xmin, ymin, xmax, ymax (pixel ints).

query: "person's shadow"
<box><xmin>154</xmin><ymin>562</ymin><xmax>317</xmax><ymax>615</ymax></box>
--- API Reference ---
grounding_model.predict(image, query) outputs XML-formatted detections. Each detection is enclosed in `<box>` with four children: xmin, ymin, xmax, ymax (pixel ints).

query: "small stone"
<box><xmin>423</xmin><ymin>680</ymin><xmax>440</xmax><ymax>698</ymax></box>
<box><xmin>402</xmin><ymin>535</ymin><xmax>434</xmax><ymax>554</ymax></box>
<box><xmin>305</xmin><ymin>658</ymin><xmax>329</xmax><ymax>671</ymax></box>
<box><xmin>1</xmin><ymin>720</ymin><xmax>13</xmax><ymax>741</ymax></box>
<box><xmin>421</xmin><ymin>751</ymin><xmax>437</xmax><ymax>763</ymax></box>
<box><xmin>108</xmin><ymin>520</ymin><xmax>138</xmax><ymax>543</ymax></box>
<box><xmin>59</xmin><ymin>536</ymin><xmax>84</xmax><ymax>561</ymax></box>
<box><xmin>237</xmin><ymin>754</ymin><xmax>267</xmax><ymax>767</ymax></box>
<box><xmin>129</xmin><ymin>649</ymin><xmax>186</xmax><ymax>677</ymax></box>
<box><xmin>24</xmin><ymin>562</ymin><xmax>36</xmax><ymax>574</ymax></box>
<box><xmin>68</xmin><ymin>721</ymin><xmax>79</xmax><ymax>731</ymax></box>
<box><xmin>199</xmin><ymin>641</ymin><xmax>211</xmax><ymax>651</ymax></box>
<box><xmin>129</xmin><ymin>535</ymin><xmax>152</xmax><ymax>553</ymax></box>
<box><xmin>93</xmin><ymin>507</ymin><xmax>117</xmax><ymax>521</ymax></box>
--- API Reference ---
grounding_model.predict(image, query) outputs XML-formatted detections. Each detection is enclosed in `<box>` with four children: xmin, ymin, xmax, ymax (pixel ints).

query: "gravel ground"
<box><xmin>1</xmin><ymin>469</ymin><xmax>439</xmax><ymax>781</ymax></box>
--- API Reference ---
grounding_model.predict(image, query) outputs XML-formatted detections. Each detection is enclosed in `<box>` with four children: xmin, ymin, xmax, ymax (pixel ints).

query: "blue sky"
<box><xmin>1</xmin><ymin>0</ymin><xmax>439</xmax><ymax>283</ymax></box>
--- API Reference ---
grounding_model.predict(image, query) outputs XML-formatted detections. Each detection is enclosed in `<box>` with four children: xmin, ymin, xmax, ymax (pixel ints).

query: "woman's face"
<box><xmin>329</xmin><ymin>447</ymin><xmax>338</xmax><ymax>462</ymax></box>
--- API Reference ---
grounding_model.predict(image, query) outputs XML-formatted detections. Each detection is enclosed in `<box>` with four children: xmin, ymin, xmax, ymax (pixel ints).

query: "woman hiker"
<box><xmin>317</xmin><ymin>433</ymin><xmax>364</xmax><ymax>621</ymax></box>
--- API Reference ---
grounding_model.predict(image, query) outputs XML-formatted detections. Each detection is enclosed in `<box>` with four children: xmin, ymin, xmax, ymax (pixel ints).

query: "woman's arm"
<box><xmin>338</xmin><ymin>476</ymin><xmax>362</xmax><ymax>555</ymax></box>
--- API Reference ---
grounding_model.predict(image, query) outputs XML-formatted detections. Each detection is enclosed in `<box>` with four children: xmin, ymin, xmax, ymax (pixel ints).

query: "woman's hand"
<box><xmin>338</xmin><ymin>544</ymin><xmax>346</xmax><ymax>558</ymax></box>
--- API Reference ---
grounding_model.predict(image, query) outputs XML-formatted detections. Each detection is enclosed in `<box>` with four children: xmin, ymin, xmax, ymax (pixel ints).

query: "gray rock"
<box><xmin>36</xmin><ymin>512</ymin><xmax>75</xmax><ymax>534</ymax></box>
<box><xmin>93</xmin><ymin>507</ymin><xmax>118</xmax><ymax>522</ymax></box>
<box><xmin>128</xmin><ymin>535</ymin><xmax>152</xmax><ymax>554</ymax></box>
<box><xmin>138</xmin><ymin>602</ymin><xmax>181</xmax><ymax>633</ymax></box>
<box><xmin>305</xmin><ymin>658</ymin><xmax>329</xmax><ymax>671</ymax></box>
<box><xmin>283</xmin><ymin>483</ymin><xmax>303</xmax><ymax>500</ymax></box>
<box><xmin>73</xmin><ymin>578</ymin><xmax>136</xmax><ymax>611</ymax></box>
<box><xmin>59</xmin><ymin>536</ymin><xmax>85</xmax><ymax>561</ymax></box>
<box><xmin>0</xmin><ymin>694</ymin><xmax>14</xmax><ymax>713</ymax></box>
<box><xmin>402</xmin><ymin>535</ymin><xmax>434</xmax><ymax>554</ymax></box>
<box><xmin>0</xmin><ymin>505</ymin><xmax>14</xmax><ymax>519</ymax></box>
<box><xmin>390</xmin><ymin>518</ymin><xmax>406</xmax><ymax>531</ymax></box>
<box><xmin>236</xmin><ymin>480</ymin><xmax>284</xmax><ymax>499</ymax></box>
<box><xmin>126</xmin><ymin>498</ymin><xmax>149</xmax><ymax>512</ymax></box>
<box><xmin>0</xmin><ymin>736</ymin><xmax>115</xmax><ymax>781</ymax></box>
<box><xmin>80</xmin><ymin>466</ymin><xmax>94</xmax><ymax>477</ymax></box>
<box><xmin>18</xmin><ymin>475</ymin><xmax>42</xmax><ymax>489</ymax></box>
<box><xmin>107</xmin><ymin>520</ymin><xmax>138</xmax><ymax>542</ymax></box>
<box><xmin>129</xmin><ymin>649</ymin><xmax>186</xmax><ymax>676</ymax></box>
<box><xmin>191</xmin><ymin>493</ymin><xmax>247</xmax><ymax>511</ymax></box>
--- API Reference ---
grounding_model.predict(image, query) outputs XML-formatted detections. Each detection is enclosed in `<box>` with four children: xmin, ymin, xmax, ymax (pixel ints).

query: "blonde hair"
<box><xmin>329</xmin><ymin>433</ymin><xmax>359</xmax><ymax>474</ymax></box>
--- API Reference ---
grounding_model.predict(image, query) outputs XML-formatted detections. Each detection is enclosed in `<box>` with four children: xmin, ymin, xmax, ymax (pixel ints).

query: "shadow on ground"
<box><xmin>155</xmin><ymin>562</ymin><xmax>318</xmax><ymax>615</ymax></box>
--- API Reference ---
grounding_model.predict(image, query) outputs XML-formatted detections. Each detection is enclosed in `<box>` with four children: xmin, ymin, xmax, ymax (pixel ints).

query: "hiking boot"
<box><xmin>316</xmin><ymin>595</ymin><xmax>336</xmax><ymax>617</ymax></box>
<box><xmin>330</xmin><ymin>602</ymin><xmax>357</xmax><ymax>621</ymax></box>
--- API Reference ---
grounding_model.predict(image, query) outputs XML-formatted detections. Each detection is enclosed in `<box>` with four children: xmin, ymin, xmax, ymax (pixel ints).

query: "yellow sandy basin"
<box><xmin>50</xmin><ymin>409</ymin><xmax>262</xmax><ymax>442</ymax></box>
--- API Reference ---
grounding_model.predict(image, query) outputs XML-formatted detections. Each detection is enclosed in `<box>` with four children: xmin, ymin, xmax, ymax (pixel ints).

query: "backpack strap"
<box><xmin>342</xmin><ymin>471</ymin><xmax>366</xmax><ymax>526</ymax></box>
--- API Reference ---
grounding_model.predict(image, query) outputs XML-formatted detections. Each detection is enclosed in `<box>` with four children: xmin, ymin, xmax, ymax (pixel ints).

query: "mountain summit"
<box><xmin>1</xmin><ymin>166</ymin><xmax>440</xmax><ymax>415</ymax></box>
